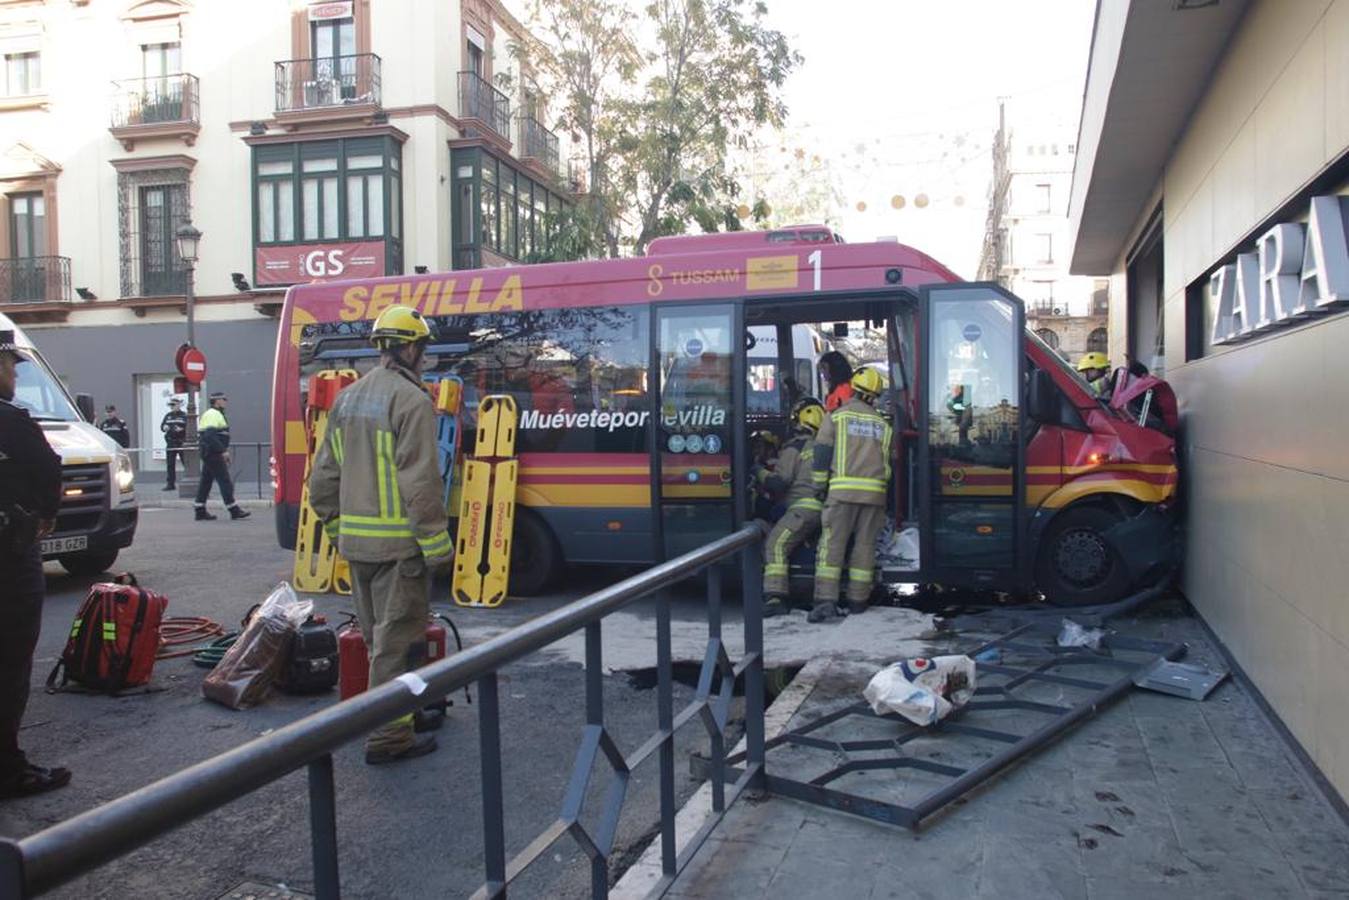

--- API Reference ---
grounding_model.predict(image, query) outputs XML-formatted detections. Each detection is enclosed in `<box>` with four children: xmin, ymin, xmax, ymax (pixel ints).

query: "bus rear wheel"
<box><xmin>1036</xmin><ymin>507</ymin><xmax>1131</xmax><ymax>607</ymax></box>
<box><xmin>509</xmin><ymin>512</ymin><xmax>562</xmax><ymax>596</ymax></box>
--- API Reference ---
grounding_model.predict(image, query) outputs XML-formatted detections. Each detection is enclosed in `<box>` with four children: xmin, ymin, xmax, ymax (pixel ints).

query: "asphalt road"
<box><xmin>0</xmin><ymin>508</ymin><xmax>747</xmax><ymax>900</ymax></box>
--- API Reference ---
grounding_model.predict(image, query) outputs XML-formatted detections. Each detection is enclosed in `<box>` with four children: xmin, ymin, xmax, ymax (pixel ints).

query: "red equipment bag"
<box><xmin>47</xmin><ymin>573</ymin><xmax>168</xmax><ymax>693</ymax></box>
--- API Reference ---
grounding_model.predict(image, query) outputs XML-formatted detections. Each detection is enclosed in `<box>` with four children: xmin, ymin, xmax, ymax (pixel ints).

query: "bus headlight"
<box><xmin>115</xmin><ymin>452</ymin><xmax>135</xmax><ymax>493</ymax></box>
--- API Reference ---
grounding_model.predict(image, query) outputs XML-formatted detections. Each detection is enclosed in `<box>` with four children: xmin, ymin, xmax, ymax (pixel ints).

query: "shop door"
<box><xmin>917</xmin><ymin>283</ymin><xmax>1026</xmax><ymax>591</ymax></box>
<box><xmin>650</xmin><ymin>304</ymin><xmax>743</xmax><ymax>561</ymax></box>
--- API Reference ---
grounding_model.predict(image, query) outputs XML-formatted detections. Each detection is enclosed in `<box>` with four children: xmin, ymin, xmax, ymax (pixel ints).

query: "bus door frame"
<box><xmin>648</xmin><ymin>300</ymin><xmax>748</xmax><ymax>563</ymax></box>
<box><xmin>915</xmin><ymin>282</ymin><xmax>1028</xmax><ymax>592</ymax></box>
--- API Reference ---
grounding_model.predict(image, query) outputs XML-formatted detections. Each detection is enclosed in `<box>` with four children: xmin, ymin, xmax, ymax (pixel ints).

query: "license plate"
<box><xmin>41</xmin><ymin>535</ymin><xmax>88</xmax><ymax>555</ymax></box>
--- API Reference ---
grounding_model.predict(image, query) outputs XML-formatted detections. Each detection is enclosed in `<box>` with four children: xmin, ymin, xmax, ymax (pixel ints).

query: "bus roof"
<box><xmin>283</xmin><ymin>231</ymin><xmax>964</xmax><ymax>323</ymax></box>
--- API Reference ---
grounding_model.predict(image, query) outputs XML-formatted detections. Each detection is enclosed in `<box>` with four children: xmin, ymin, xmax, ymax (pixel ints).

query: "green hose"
<box><xmin>191</xmin><ymin>633</ymin><xmax>240</xmax><ymax>669</ymax></box>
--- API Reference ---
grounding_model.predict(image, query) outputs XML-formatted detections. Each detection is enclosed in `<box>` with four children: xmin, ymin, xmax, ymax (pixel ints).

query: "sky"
<box><xmin>752</xmin><ymin>0</ymin><xmax>1097</xmax><ymax>277</ymax></box>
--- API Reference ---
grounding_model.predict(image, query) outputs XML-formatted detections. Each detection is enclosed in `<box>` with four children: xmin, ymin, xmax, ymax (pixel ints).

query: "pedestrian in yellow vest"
<box><xmin>762</xmin><ymin>397</ymin><xmax>826</xmax><ymax>617</ymax></box>
<box><xmin>309</xmin><ymin>306</ymin><xmax>454</xmax><ymax>765</ymax></box>
<box><xmin>809</xmin><ymin>367</ymin><xmax>892</xmax><ymax>623</ymax></box>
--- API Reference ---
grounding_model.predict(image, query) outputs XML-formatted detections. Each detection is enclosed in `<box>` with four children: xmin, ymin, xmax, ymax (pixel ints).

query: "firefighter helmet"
<box><xmin>791</xmin><ymin>397</ymin><xmax>825</xmax><ymax>432</ymax></box>
<box><xmin>1076</xmin><ymin>351</ymin><xmax>1110</xmax><ymax>373</ymax></box>
<box><xmin>850</xmin><ymin>366</ymin><xmax>885</xmax><ymax>400</ymax></box>
<box><xmin>371</xmin><ymin>306</ymin><xmax>432</xmax><ymax>347</ymax></box>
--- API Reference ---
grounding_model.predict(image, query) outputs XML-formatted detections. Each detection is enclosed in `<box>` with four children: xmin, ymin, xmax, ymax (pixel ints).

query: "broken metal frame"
<box><xmin>696</xmin><ymin>623</ymin><xmax>1187</xmax><ymax>831</ymax></box>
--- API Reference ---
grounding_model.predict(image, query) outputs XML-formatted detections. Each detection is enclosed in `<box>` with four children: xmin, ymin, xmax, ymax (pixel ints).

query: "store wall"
<box><xmin>1111</xmin><ymin>0</ymin><xmax>1349</xmax><ymax>797</ymax></box>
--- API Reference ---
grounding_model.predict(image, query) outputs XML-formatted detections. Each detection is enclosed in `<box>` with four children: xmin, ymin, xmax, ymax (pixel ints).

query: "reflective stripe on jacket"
<box><xmin>764</xmin><ymin>433</ymin><xmax>822</xmax><ymax>512</ymax></box>
<box><xmin>308</xmin><ymin>364</ymin><xmax>451</xmax><ymax>564</ymax></box>
<box><xmin>813</xmin><ymin>397</ymin><xmax>892</xmax><ymax>505</ymax></box>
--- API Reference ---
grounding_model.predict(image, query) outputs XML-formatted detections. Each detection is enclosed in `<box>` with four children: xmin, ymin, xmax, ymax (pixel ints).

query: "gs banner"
<box><xmin>256</xmin><ymin>241</ymin><xmax>386</xmax><ymax>286</ymax></box>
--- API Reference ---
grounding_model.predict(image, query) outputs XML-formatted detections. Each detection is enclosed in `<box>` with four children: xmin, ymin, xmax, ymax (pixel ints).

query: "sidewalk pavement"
<box><xmin>625</xmin><ymin>600</ymin><xmax>1349</xmax><ymax>899</ymax></box>
<box><xmin>136</xmin><ymin>480</ymin><xmax>272</xmax><ymax>509</ymax></box>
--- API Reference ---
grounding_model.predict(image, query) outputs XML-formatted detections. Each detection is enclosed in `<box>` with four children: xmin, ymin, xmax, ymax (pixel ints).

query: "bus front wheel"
<box><xmin>1036</xmin><ymin>506</ymin><xmax>1131</xmax><ymax>607</ymax></box>
<box><xmin>509</xmin><ymin>512</ymin><xmax>562</xmax><ymax>596</ymax></box>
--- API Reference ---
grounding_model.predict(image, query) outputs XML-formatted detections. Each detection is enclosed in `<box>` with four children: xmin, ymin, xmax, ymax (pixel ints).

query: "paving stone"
<box><xmin>1248</xmin><ymin>787</ymin><xmax>1349</xmax><ymax>893</ymax></box>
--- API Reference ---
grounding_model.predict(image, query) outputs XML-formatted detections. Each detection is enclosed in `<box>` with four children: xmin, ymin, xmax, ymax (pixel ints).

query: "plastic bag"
<box><xmin>875</xmin><ymin>522</ymin><xmax>920</xmax><ymax>571</ymax></box>
<box><xmin>1057</xmin><ymin>618</ymin><xmax>1106</xmax><ymax>650</ymax></box>
<box><xmin>202</xmin><ymin>583</ymin><xmax>313</xmax><ymax>710</ymax></box>
<box><xmin>863</xmin><ymin>655</ymin><xmax>977</xmax><ymax>726</ymax></box>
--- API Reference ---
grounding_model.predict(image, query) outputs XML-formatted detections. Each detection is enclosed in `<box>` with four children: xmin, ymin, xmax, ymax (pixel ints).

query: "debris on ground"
<box><xmin>1057</xmin><ymin>617</ymin><xmax>1107</xmax><ymax>649</ymax></box>
<box><xmin>1132</xmin><ymin>658</ymin><xmax>1229</xmax><ymax>700</ymax></box>
<box><xmin>861</xmin><ymin>655</ymin><xmax>976</xmax><ymax>725</ymax></box>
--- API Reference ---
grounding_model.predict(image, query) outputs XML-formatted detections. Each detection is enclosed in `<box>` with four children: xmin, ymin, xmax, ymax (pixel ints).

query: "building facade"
<box><xmin>0</xmin><ymin>0</ymin><xmax>574</xmax><ymax>467</ymax></box>
<box><xmin>1069</xmin><ymin>0</ymin><xmax>1349</xmax><ymax>800</ymax></box>
<box><xmin>978</xmin><ymin>103</ymin><xmax>1108</xmax><ymax>364</ymax></box>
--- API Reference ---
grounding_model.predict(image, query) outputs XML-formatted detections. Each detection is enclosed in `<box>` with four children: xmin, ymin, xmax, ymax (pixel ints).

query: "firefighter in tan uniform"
<box><xmin>762</xmin><ymin>398</ymin><xmax>826</xmax><ymax>618</ymax></box>
<box><xmin>309</xmin><ymin>306</ymin><xmax>454</xmax><ymax>764</ymax></box>
<box><xmin>810</xmin><ymin>367</ymin><xmax>892</xmax><ymax>623</ymax></box>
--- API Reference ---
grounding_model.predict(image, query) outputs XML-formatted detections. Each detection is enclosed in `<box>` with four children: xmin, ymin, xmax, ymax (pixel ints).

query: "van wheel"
<box><xmin>59</xmin><ymin>550</ymin><xmax>118</xmax><ymax>576</ymax></box>
<box><xmin>509</xmin><ymin>512</ymin><xmax>561</xmax><ymax>596</ymax></box>
<box><xmin>1036</xmin><ymin>507</ymin><xmax>1130</xmax><ymax>607</ymax></box>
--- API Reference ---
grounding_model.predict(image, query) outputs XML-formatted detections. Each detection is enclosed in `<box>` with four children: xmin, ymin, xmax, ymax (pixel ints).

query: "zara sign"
<box><xmin>1209</xmin><ymin>194</ymin><xmax>1349</xmax><ymax>345</ymax></box>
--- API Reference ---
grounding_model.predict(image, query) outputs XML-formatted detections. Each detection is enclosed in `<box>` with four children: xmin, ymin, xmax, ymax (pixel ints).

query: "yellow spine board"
<box><xmin>452</xmin><ymin>459</ymin><xmax>493</xmax><ymax>606</ymax></box>
<box><xmin>479</xmin><ymin>459</ymin><xmax>518</xmax><ymax>607</ymax></box>
<box><xmin>292</xmin><ymin>407</ymin><xmax>335</xmax><ymax>592</ymax></box>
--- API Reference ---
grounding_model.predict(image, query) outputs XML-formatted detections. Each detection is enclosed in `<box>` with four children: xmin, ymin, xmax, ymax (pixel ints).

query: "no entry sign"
<box><xmin>176</xmin><ymin>344</ymin><xmax>208</xmax><ymax>385</ymax></box>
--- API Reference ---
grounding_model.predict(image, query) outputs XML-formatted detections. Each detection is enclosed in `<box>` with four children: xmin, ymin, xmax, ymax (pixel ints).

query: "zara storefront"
<box><xmin>1069</xmin><ymin>0</ymin><xmax>1349</xmax><ymax>801</ymax></box>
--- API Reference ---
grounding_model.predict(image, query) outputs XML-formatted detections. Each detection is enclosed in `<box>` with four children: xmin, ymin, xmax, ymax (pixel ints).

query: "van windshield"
<box><xmin>13</xmin><ymin>350</ymin><xmax>80</xmax><ymax>421</ymax></box>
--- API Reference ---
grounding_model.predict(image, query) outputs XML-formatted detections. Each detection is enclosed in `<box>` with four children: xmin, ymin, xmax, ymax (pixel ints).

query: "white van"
<box><xmin>2</xmin><ymin>313</ymin><xmax>138</xmax><ymax>574</ymax></box>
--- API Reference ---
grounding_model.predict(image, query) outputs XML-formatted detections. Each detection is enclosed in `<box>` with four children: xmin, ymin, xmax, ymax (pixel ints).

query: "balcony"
<box><xmin>109</xmin><ymin>74</ymin><xmax>200</xmax><ymax>150</ymax></box>
<box><xmin>0</xmin><ymin>256</ymin><xmax>72</xmax><ymax>304</ymax></box>
<box><xmin>1028</xmin><ymin>300</ymin><xmax>1066</xmax><ymax>317</ymax></box>
<box><xmin>275</xmin><ymin>54</ymin><xmax>381</xmax><ymax>122</ymax></box>
<box><xmin>458</xmin><ymin>71</ymin><xmax>510</xmax><ymax>140</ymax></box>
<box><xmin>517</xmin><ymin>116</ymin><xmax>559</xmax><ymax>173</ymax></box>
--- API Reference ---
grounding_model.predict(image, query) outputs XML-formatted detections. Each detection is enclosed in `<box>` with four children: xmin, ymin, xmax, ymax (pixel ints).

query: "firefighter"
<box><xmin>309</xmin><ymin>306</ymin><xmax>454</xmax><ymax>765</ymax></box>
<box><xmin>761</xmin><ymin>397</ymin><xmax>826</xmax><ymax>618</ymax></box>
<box><xmin>0</xmin><ymin>330</ymin><xmax>71</xmax><ymax>799</ymax></box>
<box><xmin>194</xmin><ymin>392</ymin><xmax>250</xmax><ymax>521</ymax></box>
<box><xmin>809</xmin><ymin>367</ymin><xmax>891</xmax><ymax>623</ymax></box>
<box><xmin>818</xmin><ymin>350</ymin><xmax>854</xmax><ymax>411</ymax></box>
<box><xmin>1077</xmin><ymin>352</ymin><xmax>1111</xmax><ymax>398</ymax></box>
<box><xmin>160</xmin><ymin>397</ymin><xmax>187</xmax><ymax>491</ymax></box>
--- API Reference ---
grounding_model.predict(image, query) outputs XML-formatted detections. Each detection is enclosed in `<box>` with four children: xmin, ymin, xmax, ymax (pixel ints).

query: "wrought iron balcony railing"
<box><xmin>110</xmin><ymin>74</ymin><xmax>200</xmax><ymax>128</ymax></box>
<box><xmin>458</xmin><ymin>71</ymin><xmax>510</xmax><ymax>138</ymax></box>
<box><xmin>0</xmin><ymin>256</ymin><xmax>72</xmax><ymax>304</ymax></box>
<box><xmin>275</xmin><ymin>53</ymin><xmax>381</xmax><ymax>113</ymax></box>
<box><xmin>518</xmin><ymin>116</ymin><xmax>559</xmax><ymax>172</ymax></box>
<box><xmin>1028</xmin><ymin>300</ymin><xmax>1066</xmax><ymax>317</ymax></box>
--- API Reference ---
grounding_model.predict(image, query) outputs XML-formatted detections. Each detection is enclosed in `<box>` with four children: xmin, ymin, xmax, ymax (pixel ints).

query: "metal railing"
<box><xmin>275</xmin><ymin>54</ymin><xmax>381</xmax><ymax>113</ymax></box>
<box><xmin>518</xmin><ymin>116</ymin><xmax>559</xmax><ymax>172</ymax></box>
<box><xmin>126</xmin><ymin>441</ymin><xmax>271</xmax><ymax>500</ymax></box>
<box><xmin>1028</xmin><ymin>300</ymin><xmax>1065</xmax><ymax>317</ymax></box>
<box><xmin>0</xmin><ymin>524</ymin><xmax>767</xmax><ymax>898</ymax></box>
<box><xmin>110</xmin><ymin>74</ymin><xmax>200</xmax><ymax>128</ymax></box>
<box><xmin>0</xmin><ymin>256</ymin><xmax>72</xmax><ymax>304</ymax></box>
<box><xmin>459</xmin><ymin>71</ymin><xmax>510</xmax><ymax>137</ymax></box>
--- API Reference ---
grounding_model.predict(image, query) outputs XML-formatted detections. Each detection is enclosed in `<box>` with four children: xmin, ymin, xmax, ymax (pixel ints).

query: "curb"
<box><xmin>610</xmin><ymin>655</ymin><xmax>834</xmax><ymax>900</ymax></box>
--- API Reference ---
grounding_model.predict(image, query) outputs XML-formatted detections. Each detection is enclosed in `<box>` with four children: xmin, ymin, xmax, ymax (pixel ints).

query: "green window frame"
<box><xmin>253</xmin><ymin>136</ymin><xmax>402</xmax><ymax>247</ymax></box>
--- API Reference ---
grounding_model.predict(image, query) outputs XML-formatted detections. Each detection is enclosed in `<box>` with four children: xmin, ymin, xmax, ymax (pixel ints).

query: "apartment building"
<box><xmin>0</xmin><ymin>0</ymin><xmax>573</xmax><ymax>459</ymax></box>
<box><xmin>978</xmin><ymin>104</ymin><xmax>1108</xmax><ymax>365</ymax></box>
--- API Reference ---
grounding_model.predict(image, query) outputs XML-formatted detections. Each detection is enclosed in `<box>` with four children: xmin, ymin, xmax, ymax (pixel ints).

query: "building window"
<box><xmin>253</xmin><ymin>137</ymin><xmax>401</xmax><ymax>248</ymax></box>
<box><xmin>8</xmin><ymin>192</ymin><xmax>45</xmax><ymax>258</ymax></box>
<box><xmin>4</xmin><ymin>51</ymin><xmax>40</xmax><ymax>96</ymax></box>
<box><xmin>311</xmin><ymin>15</ymin><xmax>356</xmax><ymax>98</ymax></box>
<box><xmin>142</xmin><ymin>42</ymin><xmax>180</xmax><ymax>79</ymax></box>
<box><xmin>1035</xmin><ymin>328</ymin><xmax>1061</xmax><ymax>350</ymax></box>
<box><xmin>1035</xmin><ymin>233</ymin><xmax>1053</xmax><ymax>264</ymax></box>
<box><xmin>300</xmin><ymin>144</ymin><xmax>340</xmax><ymax>241</ymax></box>
<box><xmin>452</xmin><ymin>146</ymin><xmax>571</xmax><ymax>269</ymax></box>
<box><xmin>1086</xmin><ymin>327</ymin><xmax>1108</xmax><ymax>355</ymax></box>
<box><xmin>1035</xmin><ymin>183</ymin><xmax>1052</xmax><ymax>214</ymax></box>
<box><xmin>116</xmin><ymin>167</ymin><xmax>191</xmax><ymax>298</ymax></box>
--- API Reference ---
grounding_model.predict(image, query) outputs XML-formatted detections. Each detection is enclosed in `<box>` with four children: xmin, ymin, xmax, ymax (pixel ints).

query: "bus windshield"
<box><xmin>1024</xmin><ymin>328</ymin><xmax>1104</xmax><ymax>402</ymax></box>
<box><xmin>13</xmin><ymin>349</ymin><xmax>80</xmax><ymax>421</ymax></box>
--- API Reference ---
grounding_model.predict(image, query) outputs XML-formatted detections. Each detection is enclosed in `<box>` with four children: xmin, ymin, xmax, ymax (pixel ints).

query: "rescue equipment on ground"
<box><xmin>293</xmin><ymin>370</ymin><xmax>358</xmax><ymax>594</ymax></box>
<box><xmin>337</xmin><ymin>612</ymin><xmax>466</xmax><ymax>703</ymax></box>
<box><xmin>425</xmin><ymin>374</ymin><xmax>466</xmax><ymax>510</ymax></box>
<box><xmin>46</xmin><ymin>573</ymin><xmax>169</xmax><ymax>694</ymax></box>
<box><xmin>453</xmin><ymin>394</ymin><xmax>519</xmax><ymax>607</ymax></box>
<box><xmin>276</xmin><ymin>616</ymin><xmax>340</xmax><ymax>694</ymax></box>
<box><xmin>156</xmin><ymin>616</ymin><xmax>225</xmax><ymax>660</ymax></box>
<box><xmin>202</xmin><ymin>582</ymin><xmax>313</xmax><ymax>709</ymax></box>
<box><xmin>862</xmin><ymin>655</ymin><xmax>977</xmax><ymax>726</ymax></box>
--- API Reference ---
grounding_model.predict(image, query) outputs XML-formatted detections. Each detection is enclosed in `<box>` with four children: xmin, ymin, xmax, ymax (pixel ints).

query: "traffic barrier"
<box><xmin>452</xmin><ymin>394</ymin><xmax>517</xmax><ymax>608</ymax></box>
<box><xmin>292</xmin><ymin>370</ymin><xmax>357</xmax><ymax>594</ymax></box>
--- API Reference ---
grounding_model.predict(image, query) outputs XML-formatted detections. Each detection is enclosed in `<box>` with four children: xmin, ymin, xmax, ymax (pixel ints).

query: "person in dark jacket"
<box><xmin>194</xmin><ymin>391</ymin><xmax>250</xmax><ymax>521</ymax></box>
<box><xmin>818</xmin><ymin>350</ymin><xmax>854</xmax><ymax>412</ymax></box>
<box><xmin>160</xmin><ymin>397</ymin><xmax>187</xmax><ymax>491</ymax></box>
<box><xmin>98</xmin><ymin>405</ymin><xmax>131</xmax><ymax>448</ymax></box>
<box><xmin>0</xmin><ymin>330</ymin><xmax>71</xmax><ymax>799</ymax></box>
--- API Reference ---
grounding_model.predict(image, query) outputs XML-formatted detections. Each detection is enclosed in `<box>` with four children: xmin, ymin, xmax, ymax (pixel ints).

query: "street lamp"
<box><xmin>176</xmin><ymin>222</ymin><xmax>203</xmax><ymax>497</ymax></box>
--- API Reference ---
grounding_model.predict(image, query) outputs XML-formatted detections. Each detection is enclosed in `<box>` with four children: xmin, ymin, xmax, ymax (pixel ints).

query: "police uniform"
<box><xmin>161</xmin><ymin>402</ymin><xmax>188</xmax><ymax>490</ymax></box>
<box><xmin>0</xmin><ymin>331</ymin><xmax>69</xmax><ymax>796</ymax></box>
<box><xmin>811</xmin><ymin>387</ymin><xmax>892</xmax><ymax>619</ymax></box>
<box><xmin>99</xmin><ymin>411</ymin><xmax>131</xmax><ymax>448</ymax></box>
<box><xmin>308</xmin><ymin>306</ymin><xmax>452</xmax><ymax>763</ymax></box>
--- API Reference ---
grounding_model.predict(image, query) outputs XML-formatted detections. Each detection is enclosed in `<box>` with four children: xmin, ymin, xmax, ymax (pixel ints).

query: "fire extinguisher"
<box><xmin>337</xmin><ymin>612</ymin><xmax>469</xmax><ymax>706</ymax></box>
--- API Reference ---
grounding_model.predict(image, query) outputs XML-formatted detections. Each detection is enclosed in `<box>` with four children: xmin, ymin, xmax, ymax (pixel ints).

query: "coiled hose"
<box><xmin>157</xmin><ymin>616</ymin><xmax>226</xmax><ymax>660</ymax></box>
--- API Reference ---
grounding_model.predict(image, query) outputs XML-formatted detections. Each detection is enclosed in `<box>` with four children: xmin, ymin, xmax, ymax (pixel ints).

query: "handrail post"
<box><xmin>742</xmin><ymin>542</ymin><xmax>767</xmax><ymax>787</ymax></box>
<box><xmin>0</xmin><ymin>839</ymin><xmax>23</xmax><ymax>899</ymax></box>
<box><xmin>477</xmin><ymin>673</ymin><xmax>506</xmax><ymax>897</ymax></box>
<box><xmin>307</xmin><ymin>753</ymin><xmax>340</xmax><ymax>900</ymax></box>
<box><xmin>655</xmin><ymin>590</ymin><xmax>676</xmax><ymax>876</ymax></box>
<box><xmin>708</xmin><ymin>565</ymin><xmax>725</xmax><ymax>812</ymax></box>
<box><xmin>583</xmin><ymin>621</ymin><xmax>607</xmax><ymax>898</ymax></box>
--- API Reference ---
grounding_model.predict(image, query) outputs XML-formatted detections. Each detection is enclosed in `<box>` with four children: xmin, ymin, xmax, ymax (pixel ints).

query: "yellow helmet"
<box><xmin>850</xmin><ymin>366</ymin><xmax>885</xmax><ymax>399</ymax></box>
<box><xmin>792</xmin><ymin>397</ymin><xmax>825</xmax><ymax>432</ymax></box>
<box><xmin>371</xmin><ymin>305</ymin><xmax>431</xmax><ymax>346</ymax></box>
<box><xmin>1076</xmin><ymin>351</ymin><xmax>1110</xmax><ymax>372</ymax></box>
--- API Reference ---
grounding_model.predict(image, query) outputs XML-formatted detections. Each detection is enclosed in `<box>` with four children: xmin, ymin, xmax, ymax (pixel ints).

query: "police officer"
<box><xmin>309</xmin><ymin>307</ymin><xmax>454</xmax><ymax>765</ymax></box>
<box><xmin>1076</xmin><ymin>352</ymin><xmax>1111</xmax><ymax>398</ymax></box>
<box><xmin>160</xmin><ymin>397</ymin><xmax>187</xmax><ymax>491</ymax></box>
<box><xmin>0</xmin><ymin>330</ymin><xmax>71</xmax><ymax>799</ymax></box>
<box><xmin>810</xmin><ymin>367</ymin><xmax>892</xmax><ymax>623</ymax></box>
<box><xmin>194</xmin><ymin>391</ymin><xmax>250</xmax><ymax>521</ymax></box>
<box><xmin>99</xmin><ymin>404</ymin><xmax>131</xmax><ymax>448</ymax></box>
<box><xmin>762</xmin><ymin>397</ymin><xmax>825</xmax><ymax>618</ymax></box>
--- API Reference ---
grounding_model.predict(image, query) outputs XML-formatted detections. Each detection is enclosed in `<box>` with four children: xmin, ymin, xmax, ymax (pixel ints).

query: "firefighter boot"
<box><xmin>194</xmin><ymin>506</ymin><xmax>217</xmax><ymax>521</ymax></box>
<box><xmin>365</xmin><ymin>733</ymin><xmax>438</xmax><ymax>766</ymax></box>
<box><xmin>228</xmin><ymin>505</ymin><xmax>251</xmax><ymax>520</ymax></box>
<box><xmin>763</xmin><ymin>596</ymin><xmax>790</xmax><ymax>618</ymax></box>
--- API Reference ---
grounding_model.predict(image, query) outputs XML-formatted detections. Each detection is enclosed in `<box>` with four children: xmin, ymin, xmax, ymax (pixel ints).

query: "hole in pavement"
<box><xmin>621</xmin><ymin>663</ymin><xmax>803</xmax><ymax>703</ymax></box>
